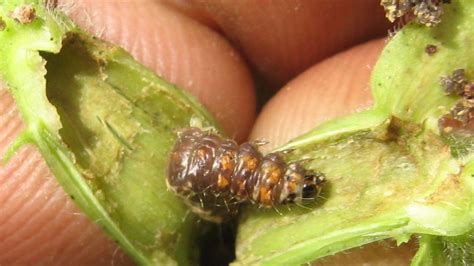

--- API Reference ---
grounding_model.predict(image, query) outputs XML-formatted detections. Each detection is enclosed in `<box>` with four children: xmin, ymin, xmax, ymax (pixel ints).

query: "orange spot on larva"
<box><xmin>218</xmin><ymin>174</ymin><xmax>230</xmax><ymax>188</ymax></box>
<box><xmin>221</xmin><ymin>155</ymin><xmax>233</xmax><ymax>170</ymax></box>
<box><xmin>259</xmin><ymin>187</ymin><xmax>271</xmax><ymax>205</ymax></box>
<box><xmin>197</xmin><ymin>149</ymin><xmax>206</xmax><ymax>159</ymax></box>
<box><xmin>268</xmin><ymin>166</ymin><xmax>282</xmax><ymax>184</ymax></box>
<box><xmin>244</xmin><ymin>156</ymin><xmax>258</xmax><ymax>170</ymax></box>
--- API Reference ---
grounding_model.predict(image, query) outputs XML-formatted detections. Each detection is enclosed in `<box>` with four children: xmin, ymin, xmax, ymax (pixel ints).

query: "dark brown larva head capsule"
<box><xmin>302</xmin><ymin>172</ymin><xmax>326</xmax><ymax>201</ymax></box>
<box><xmin>280</xmin><ymin>163</ymin><xmax>326</xmax><ymax>204</ymax></box>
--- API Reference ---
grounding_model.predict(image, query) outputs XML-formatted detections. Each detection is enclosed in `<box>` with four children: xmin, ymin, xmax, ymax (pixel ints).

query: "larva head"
<box><xmin>301</xmin><ymin>172</ymin><xmax>326</xmax><ymax>201</ymax></box>
<box><xmin>281</xmin><ymin>163</ymin><xmax>326</xmax><ymax>204</ymax></box>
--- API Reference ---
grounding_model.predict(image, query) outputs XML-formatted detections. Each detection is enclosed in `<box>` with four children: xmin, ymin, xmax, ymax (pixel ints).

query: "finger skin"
<box><xmin>251</xmin><ymin>38</ymin><xmax>385</xmax><ymax>151</ymax></box>
<box><xmin>251</xmin><ymin>38</ymin><xmax>415</xmax><ymax>264</ymax></box>
<box><xmin>191</xmin><ymin>0</ymin><xmax>391</xmax><ymax>89</ymax></box>
<box><xmin>158</xmin><ymin>0</ymin><xmax>220</xmax><ymax>30</ymax></box>
<box><xmin>0</xmin><ymin>0</ymin><xmax>256</xmax><ymax>264</ymax></box>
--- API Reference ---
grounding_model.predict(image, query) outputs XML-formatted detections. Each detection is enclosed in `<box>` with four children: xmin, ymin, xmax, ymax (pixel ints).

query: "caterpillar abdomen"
<box><xmin>166</xmin><ymin>128</ymin><xmax>325</xmax><ymax>223</ymax></box>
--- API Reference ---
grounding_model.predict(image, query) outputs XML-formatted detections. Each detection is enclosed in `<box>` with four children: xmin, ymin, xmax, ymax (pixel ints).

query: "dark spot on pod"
<box><xmin>425</xmin><ymin>44</ymin><xmax>437</xmax><ymax>55</ymax></box>
<box><xmin>0</xmin><ymin>17</ymin><xmax>5</xmax><ymax>31</ymax></box>
<box><xmin>166</xmin><ymin>128</ymin><xmax>326</xmax><ymax>223</ymax></box>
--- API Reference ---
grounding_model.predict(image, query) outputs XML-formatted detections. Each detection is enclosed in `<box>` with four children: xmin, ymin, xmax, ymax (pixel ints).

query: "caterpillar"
<box><xmin>166</xmin><ymin>128</ymin><xmax>326</xmax><ymax>223</ymax></box>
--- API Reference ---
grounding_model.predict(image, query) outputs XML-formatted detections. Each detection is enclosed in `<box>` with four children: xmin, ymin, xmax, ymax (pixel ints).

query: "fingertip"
<box><xmin>193</xmin><ymin>0</ymin><xmax>391</xmax><ymax>88</ymax></box>
<box><xmin>251</xmin><ymin>38</ymin><xmax>386</xmax><ymax>150</ymax></box>
<box><xmin>159</xmin><ymin>0</ymin><xmax>220</xmax><ymax>30</ymax></box>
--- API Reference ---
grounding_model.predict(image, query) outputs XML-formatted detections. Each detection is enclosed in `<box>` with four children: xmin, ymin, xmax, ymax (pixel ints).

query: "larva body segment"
<box><xmin>167</xmin><ymin>128</ymin><xmax>325</xmax><ymax>223</ymax></box>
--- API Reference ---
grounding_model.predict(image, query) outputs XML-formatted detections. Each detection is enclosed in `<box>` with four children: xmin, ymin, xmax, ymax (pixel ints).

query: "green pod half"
<box><xmin>0</xmin><ymin>1</ymin><xmax>219</xmax><ymax>264</ymax></box>
<box><xmin>235</xmin><ymin>0</ymin><xmax>474</xmax><ymax>265</ymax></box>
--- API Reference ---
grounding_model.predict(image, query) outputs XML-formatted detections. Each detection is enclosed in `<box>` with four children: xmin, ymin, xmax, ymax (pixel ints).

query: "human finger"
<box><xmin>251</xmin><ymin>38</ymin><xmax>384</xmax><ymax>150</ymax></box>
<box><xmin>188</xmin><ymin>0</ymin><xmax>391</xmax><ymax>88</ymax></box>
